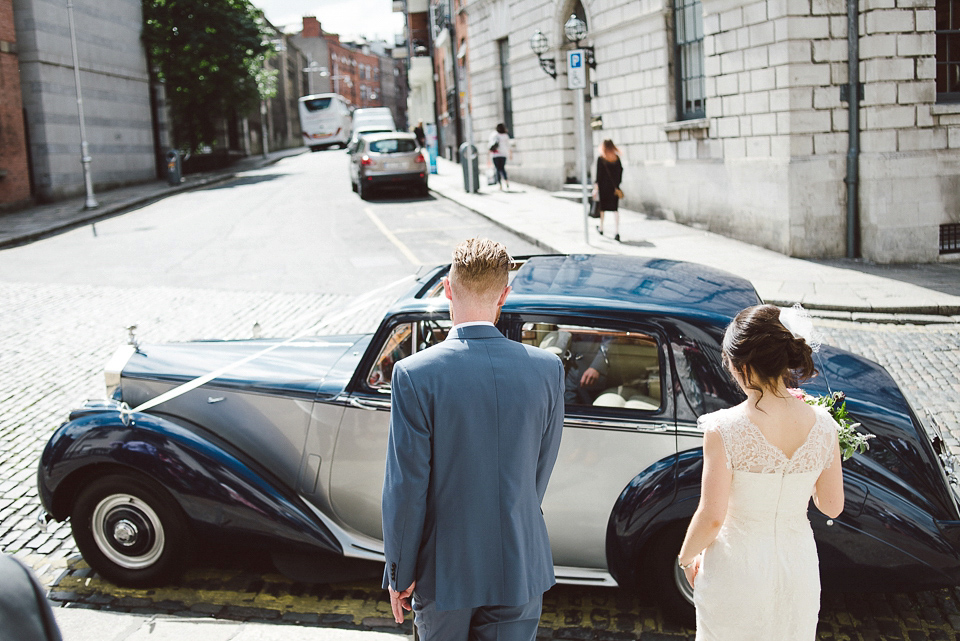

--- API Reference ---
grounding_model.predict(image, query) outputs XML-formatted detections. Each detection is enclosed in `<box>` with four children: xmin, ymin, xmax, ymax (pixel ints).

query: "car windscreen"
<box><xmin>303</xmin><ymin>98</ymin><xmax>332</xmax><ymax>112</ymax></box>
<box><xmin>369</xmin><ymin>139</ymin><xmax>418</xmax><ymax>154</ymax></box>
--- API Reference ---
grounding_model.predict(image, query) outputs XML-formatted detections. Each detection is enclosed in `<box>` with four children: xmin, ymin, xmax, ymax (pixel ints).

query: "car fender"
<box><xmin>605</xmin><ymin>449</ymin><xmax>702</xmax><ymax>588</ymax></box>
<box><xmin>605</xmin><ymin>446</ymin><xmax>960</xmax><ymax>592</ymax></box>
<box><xmin>38</xmin><ymin>409</ymin><xmax>341</xmax><ymax>555</ymax></box>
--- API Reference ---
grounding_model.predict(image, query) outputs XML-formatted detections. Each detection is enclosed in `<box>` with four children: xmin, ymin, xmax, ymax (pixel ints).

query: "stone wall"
<box><xmin>14</xmin><ymin>0</ymin><xmax>156</xmax><ymax>202</ymax></box>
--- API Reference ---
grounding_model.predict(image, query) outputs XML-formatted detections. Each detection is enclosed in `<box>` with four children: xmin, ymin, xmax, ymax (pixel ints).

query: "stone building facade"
<box><xmin>466</xmin><ymin>0</ymin><xmax>960</xmax><ymax>262</ymax></box>
<box><xmin>13</xmin><ymin>0</ymin><xmax>156</xmax><ymax>202</ymax></box>
<box><xmin>0</xmin><ymin>0</ymin><xmax>30</xmax><ymax>207</ymax></box>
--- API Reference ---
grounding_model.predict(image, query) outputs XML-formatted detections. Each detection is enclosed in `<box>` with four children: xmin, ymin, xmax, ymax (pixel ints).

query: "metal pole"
<box><xmin>260</xmin><ymin>100</ymin><xmax>269</xmax><ymax>158</ymax></box>
<box><xmin>845</xmin><ymin>0</ymin><xmax>861</xmax><ymax>258</ymax></box>
<box><xmin>576</xmin><ymin>89</ymin><xmax>589</xmax><ymax>244</ymax></box>
<box><xmin>457</xmin><ymin>58</ymin><xmax>475</xmax><ymax>193</ymax></box>
<box><xmin>66</xmin><ymin>0</ymin><xmax>98</xmax><ymax>209</ymax></box>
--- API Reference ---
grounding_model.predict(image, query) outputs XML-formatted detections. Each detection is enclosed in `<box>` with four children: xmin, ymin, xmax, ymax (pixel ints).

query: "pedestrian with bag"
<box><xmin>593</xmin><ymin>139</ymin><xmax>623</xmax><ymax>241</ymax></box>
<box><xmin>489</xmin><ymin>123</ymin><xmax>512</xmax><ymax>191</ymax></box>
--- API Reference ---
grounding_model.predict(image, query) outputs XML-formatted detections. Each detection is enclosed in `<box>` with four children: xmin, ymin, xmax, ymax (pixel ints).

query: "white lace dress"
<box><xmin>694</xmin><ymin>405</ymin><xmax>838</xmax><ymax>641</ymax></box>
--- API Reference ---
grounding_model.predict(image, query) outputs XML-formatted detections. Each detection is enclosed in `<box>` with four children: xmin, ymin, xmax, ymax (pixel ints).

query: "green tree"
<box><xmin>143</xmin><ymin>0</ymin><xmax>275</xmax><ymax>152</ymax></box>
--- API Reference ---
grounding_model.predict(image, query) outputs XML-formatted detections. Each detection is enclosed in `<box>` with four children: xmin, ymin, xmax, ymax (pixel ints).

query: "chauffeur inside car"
<box><xmin>539</xmin><ymin>330</ymin><xmax>612</xmax><ymax>404</ymax></box>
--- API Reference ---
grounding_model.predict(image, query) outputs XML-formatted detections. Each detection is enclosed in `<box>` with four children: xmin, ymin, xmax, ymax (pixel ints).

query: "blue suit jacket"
<box><xmin>381</xmin><ymin>323</ymin><xmax>565</xmax><ymax>611</ymax></box>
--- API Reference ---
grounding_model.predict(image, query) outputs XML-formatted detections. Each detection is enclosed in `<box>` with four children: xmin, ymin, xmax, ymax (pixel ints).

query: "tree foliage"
<box><xmin>143</xmin><ymin>0</ymin><xmax>275</xmax><ymax>152</ymax></box>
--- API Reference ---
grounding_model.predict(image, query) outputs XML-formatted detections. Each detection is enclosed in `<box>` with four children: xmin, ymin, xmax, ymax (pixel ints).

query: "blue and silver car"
<box><xmin>36</xmin><ymin>254</ymin><xmax>960</xmax><ymax>622</ymax></box>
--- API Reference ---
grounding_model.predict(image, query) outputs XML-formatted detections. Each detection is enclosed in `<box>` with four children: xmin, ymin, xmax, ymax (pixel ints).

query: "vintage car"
<box><xmin>37</xmin><ymin>254</ymin><xmax>960</xmax><ymax>622</ymax></box>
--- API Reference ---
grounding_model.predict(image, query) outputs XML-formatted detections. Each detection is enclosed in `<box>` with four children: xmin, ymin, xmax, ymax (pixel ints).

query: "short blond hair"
<box><xmin>449</xmin><ymin>238</ymin><xmax>511</xmax><ymax>297</ymax></box>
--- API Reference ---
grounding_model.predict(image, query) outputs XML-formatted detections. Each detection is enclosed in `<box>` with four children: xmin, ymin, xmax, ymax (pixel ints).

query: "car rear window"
<box><xmin>369</xmin><ymin>139</ymin><xmax>418</xmax><ymax>153</ymax></box>
<box><xmin>303</xmin><ymin>98</ymin><xmax>332</xmax><ymax>112</ymax></box>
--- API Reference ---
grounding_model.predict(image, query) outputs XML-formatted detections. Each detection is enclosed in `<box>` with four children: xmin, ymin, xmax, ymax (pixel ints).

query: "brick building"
<box><xmin>293</xmin><ymin>16</ymin><xmax>404</xmax><ymax>115</ymax></box>
<box><xmin>403</xmin><ymin>0</ymin><xmax>437</xmax><ymax>135</ymax></box>
<box><xmin>466</xmin><ymin>0</ymin><xmax>960</xmax><ymax>263</ymax></box>
<box><xmin>0</xmin><ymin>0</ymin><xmax>31</xmax><ymax>208</ymax></box>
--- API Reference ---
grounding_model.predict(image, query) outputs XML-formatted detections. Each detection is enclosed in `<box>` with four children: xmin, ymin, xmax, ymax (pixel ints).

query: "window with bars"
<box><xmin>937</xmin><ymin>0</ymin><xmax>960</xmax><ymax>102</ymax></box>
<box><xmin>498</xmin><ymin>38</ymin><xmax>514</xmax><ymax>135</ymax></box>
<box><xmin>674</xmin><ymin>0</ymin><xmax>706</xmax><ymax>120</ymax></box>
<box><xmin>941</xmin><ymin>223</ymin><xmax>960</xmax><ymax>254</ymax></box>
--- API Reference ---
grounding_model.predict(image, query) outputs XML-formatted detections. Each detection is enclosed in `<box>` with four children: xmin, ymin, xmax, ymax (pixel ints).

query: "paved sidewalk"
<box><xmin>0</xmin><ymin>147</ymin><xmax>307</xmax><ymax>250</ymax></box>
<box><xmin>51</xmin><ymin>607</ymin><xmax>406</xmax><ymax>640</ymax></box>
<box><xmin>429</xmin><ymin>158</ymin><xmax>960</xmax><ymax>320</ymax></box>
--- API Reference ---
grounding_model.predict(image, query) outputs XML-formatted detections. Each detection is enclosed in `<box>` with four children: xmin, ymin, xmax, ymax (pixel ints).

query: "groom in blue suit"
<box><xmin>382</xmin><ymin>238</ymin><xmax>565</xmax><ymax>641</ymax></box>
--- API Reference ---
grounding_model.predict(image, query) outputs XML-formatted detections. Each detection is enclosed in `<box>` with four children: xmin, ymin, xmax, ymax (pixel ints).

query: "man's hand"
<box><xmin>580</xmin><ymin>367</ymin><xmax>600</xmax><ymax>387</ymax></box>
<box><xmin>389</xmin><ymin>581</ymin><xmax>416</xmax><ymax>623</ymax></box>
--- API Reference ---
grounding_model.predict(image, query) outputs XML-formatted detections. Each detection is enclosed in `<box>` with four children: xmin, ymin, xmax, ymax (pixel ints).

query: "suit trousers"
<box><xmin>412</xmin><ymin>591</ymin><xmax>543</xmax><ymax>641</ymax></box>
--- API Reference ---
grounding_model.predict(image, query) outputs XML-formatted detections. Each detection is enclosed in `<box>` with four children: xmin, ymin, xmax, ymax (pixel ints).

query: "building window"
<box><xmin>498</xmin><ymin>38</ymin><xmax>513</xmax><ymax>135</ymax></box>
<box><xmin>937</xmin><ymin>0</ymin><xmax>960</xmax><ymax>102</ymax></box>
<box><xmin>674</xmin><ymin>0</ymin><xmax>705</xmax><ymax>120</ymax></box>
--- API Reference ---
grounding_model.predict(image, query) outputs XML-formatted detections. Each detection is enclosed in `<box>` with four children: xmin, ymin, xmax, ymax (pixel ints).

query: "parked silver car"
<box><xmin>349</xmin><ymin>132</ymin><xmax>428</xmax><ymax>199</ymax></box>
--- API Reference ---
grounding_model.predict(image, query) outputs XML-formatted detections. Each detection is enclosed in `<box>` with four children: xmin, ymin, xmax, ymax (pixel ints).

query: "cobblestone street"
<box><xmin>1</xmin><ymin>275</ymin><xmax>960</xmax><ymax>639</ymax></box>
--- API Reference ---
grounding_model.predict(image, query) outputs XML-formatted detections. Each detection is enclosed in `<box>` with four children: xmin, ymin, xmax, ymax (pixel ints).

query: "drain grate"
<box><xmin>941</xmin><ymin>223</ymin><xmax>960</xmax><ymax>254</ymax></box>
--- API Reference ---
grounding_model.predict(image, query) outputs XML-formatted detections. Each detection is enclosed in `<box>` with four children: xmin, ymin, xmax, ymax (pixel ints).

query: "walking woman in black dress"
<box><xmin>593</xmin><ymin>139</ymin><xmax>623</xmax><ymax>241</ymax></box>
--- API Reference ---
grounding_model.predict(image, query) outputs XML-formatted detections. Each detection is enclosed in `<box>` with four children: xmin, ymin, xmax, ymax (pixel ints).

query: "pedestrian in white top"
<box><xmin>489</xmin><ymin>123</ymin><xmax>512</xmax><ymax>191</ymax></box>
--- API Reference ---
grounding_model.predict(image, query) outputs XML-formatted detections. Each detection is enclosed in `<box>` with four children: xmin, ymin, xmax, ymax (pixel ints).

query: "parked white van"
<box><xmin>298</xmin><ymin>94</ymin><xmax>352</xmax><ymax>150</ymax></box>
<box><xmin>352</xmin><ymin>107</ymin><xmax>395</xmax><ymax>131</ymax></box>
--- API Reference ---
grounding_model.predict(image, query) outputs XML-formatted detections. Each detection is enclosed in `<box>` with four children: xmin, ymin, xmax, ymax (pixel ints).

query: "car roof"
<box><xmin>393</xmin><ymin>254</ymin><xmax>762</xmax><ymax>323</ymax></box>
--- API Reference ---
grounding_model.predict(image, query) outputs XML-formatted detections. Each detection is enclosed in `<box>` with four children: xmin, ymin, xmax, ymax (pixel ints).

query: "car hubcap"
<box><xmin>674</xmin><ymin>561</ymin><xmax>695</xmax><ymax>605</ymax></box>
<box><xmin>91</xmin><ymin>494</ymin><xmax>165</xmax><ymax>569</ymax></box>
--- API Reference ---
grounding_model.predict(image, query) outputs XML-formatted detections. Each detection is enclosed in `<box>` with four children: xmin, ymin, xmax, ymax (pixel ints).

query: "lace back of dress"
<box><xmin>702</xmin><ymin>407</ymin><xmax>835</xmax><ymax>475</ymax></box>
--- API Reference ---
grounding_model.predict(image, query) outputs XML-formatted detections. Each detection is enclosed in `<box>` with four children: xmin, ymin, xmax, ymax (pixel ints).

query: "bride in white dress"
<box><xmin>677</xmin><ymin>304</ymin><xmax>845</xmax><ymax>641</ymax></box>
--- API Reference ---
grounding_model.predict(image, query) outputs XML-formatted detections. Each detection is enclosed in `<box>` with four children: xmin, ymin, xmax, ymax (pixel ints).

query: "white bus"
<box><xmin>298</xmin><ymin>94</ymin><xmax>352</xmax><ymax>151</ymax></box>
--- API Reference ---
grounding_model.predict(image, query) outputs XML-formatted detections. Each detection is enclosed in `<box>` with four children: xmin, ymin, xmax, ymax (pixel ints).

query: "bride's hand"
<box><xmin>682</xmin><ymin>554</ymin><xmax>701</xmax><ymax>588</ymax></box>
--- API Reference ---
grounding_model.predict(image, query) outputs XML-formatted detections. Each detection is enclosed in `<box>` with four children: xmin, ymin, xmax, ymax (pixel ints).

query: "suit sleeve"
<box><xmin>587</xmin><ymin>338</ymin><xmax>611</xmax><ymax>375</ymax></box>
<box><xmin>381</xmin><ymin>362</ymin><xmax>432</xmax><ymax>591</ymax></box>
<box><xmin>536</xmin><ymin>358</ymin><xmax>565</xmax><ymax>502</ymax></box>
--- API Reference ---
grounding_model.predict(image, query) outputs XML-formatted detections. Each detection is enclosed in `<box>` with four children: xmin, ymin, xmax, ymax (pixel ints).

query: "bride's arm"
<box><xmin>814</xmin><ymin>436</ymin><xmax>844</xmax><ymax>518</ymax></box>
<box><xmin>678</xmin><ymin>430</ymin><xmax>732</xmax><ymax>570</ymax></box>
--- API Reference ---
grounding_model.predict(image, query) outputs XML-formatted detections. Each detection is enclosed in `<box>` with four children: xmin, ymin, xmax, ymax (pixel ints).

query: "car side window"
<box><xmin>367</xmin><ymin>319</ymin><xmax>452</xmax><ymax>390</ymax></box>
<box><xmin>522</xmin><ymin>322</ymin><xmax>662</xmax><ymax>412</ymax></box>
<box><xmin>669</xmin><ymin>325</ymin><xmax>743</xmax><ymax>420</ymax></box>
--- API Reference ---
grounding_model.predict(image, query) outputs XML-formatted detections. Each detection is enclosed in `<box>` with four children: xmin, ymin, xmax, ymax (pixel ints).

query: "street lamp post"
<box><xmin>530</xmin><ymin>15</ymin><xmax>596</xmax><ymax>243</ymax></box>
<box><xmin>66</xmin><ymin>0</ymin><xmax>98</xmax><ymax>209</ymax></box>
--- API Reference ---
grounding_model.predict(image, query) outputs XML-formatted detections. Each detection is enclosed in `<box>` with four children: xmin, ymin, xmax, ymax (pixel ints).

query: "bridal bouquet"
<box><xmin>789</xmin><ymin>389</ymin><xmax>874</xmax><ymax>461</ymax></box>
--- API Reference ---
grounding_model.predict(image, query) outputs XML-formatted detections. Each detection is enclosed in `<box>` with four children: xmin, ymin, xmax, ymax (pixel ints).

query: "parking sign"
<box><xmin>567</xmin><ymin>49</ymin><xmax>586</xmax><ymax>90</ymax></box>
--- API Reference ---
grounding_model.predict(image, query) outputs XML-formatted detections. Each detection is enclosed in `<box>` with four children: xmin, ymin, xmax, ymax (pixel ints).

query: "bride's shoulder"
<box><xmin>697</xmin><ymin>406</ymin><xmax>743</xmax><ymax>434</ymax></box>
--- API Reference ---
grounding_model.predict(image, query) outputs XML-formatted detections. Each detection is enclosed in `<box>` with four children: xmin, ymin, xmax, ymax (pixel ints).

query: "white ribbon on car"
<box><xmin>126</xmin><ymin>274</ymin><xmax>417</xmax><ymax>416</ymax></box>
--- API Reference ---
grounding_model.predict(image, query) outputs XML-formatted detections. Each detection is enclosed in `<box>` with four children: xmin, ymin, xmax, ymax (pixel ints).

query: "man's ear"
<box><xmin>442</xmin><ymin>277</ymin><xmax>453</xmax><ymax>301</ymax></box>
<box><xmin>496</xmin><ymin>285</ymin><xmax>512</xmax><ymax>307</ymax></box>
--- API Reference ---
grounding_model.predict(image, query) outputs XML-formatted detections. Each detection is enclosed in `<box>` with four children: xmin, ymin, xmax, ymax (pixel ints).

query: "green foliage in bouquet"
<box><xmin>806</xmin><ymin>391</ymin><xmax>874</xmax><ymax>461</ymax></box>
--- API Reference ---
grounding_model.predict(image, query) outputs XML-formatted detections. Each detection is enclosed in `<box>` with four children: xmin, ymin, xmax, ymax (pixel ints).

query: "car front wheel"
<box><xmin>71</xmin><ymin>472</ymin><xmax>192</xmax><ymax>587</ymax></box>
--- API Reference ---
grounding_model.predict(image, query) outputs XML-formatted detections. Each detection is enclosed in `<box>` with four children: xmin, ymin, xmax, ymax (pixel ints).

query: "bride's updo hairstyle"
<box><xmin>721</xmin><ymin>304</ymin><xmax>816</xmax><ymax>398</ymax></box>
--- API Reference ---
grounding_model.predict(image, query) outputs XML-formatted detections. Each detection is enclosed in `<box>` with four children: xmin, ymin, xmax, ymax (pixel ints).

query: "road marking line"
<box><xmin>364</xmin><ymin>207</ymin><xmax>422</xmax><ymax>265</ymax></box>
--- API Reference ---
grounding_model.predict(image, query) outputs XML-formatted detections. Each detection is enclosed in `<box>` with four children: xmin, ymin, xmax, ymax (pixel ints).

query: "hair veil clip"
<box><xmin>778</xmin><ymin>303</ymin><xmax>822</xmax><ymax>353</ymax></box>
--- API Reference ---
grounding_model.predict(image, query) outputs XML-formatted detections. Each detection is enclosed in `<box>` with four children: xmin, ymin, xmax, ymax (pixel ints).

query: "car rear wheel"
<box><xmin>645</xmin><ymin>523</ymin><xmax>696</xmax><ymax>627</ymax></box>
<box><xmin>358</xmin><ymin>178</ymin><xmax>369</xmax><ymax>200</ymax></box>
<box><xmin>71</xmin><ymin>472</ymin><xmax>192</xmax><ymax>587</ymax></box>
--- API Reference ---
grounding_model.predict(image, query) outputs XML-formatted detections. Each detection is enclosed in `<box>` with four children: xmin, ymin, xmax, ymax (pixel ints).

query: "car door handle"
<box><xmin>345</xmin><ymin>396</ymin><xmax>390</xmax><ymax>411</ymax></box>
